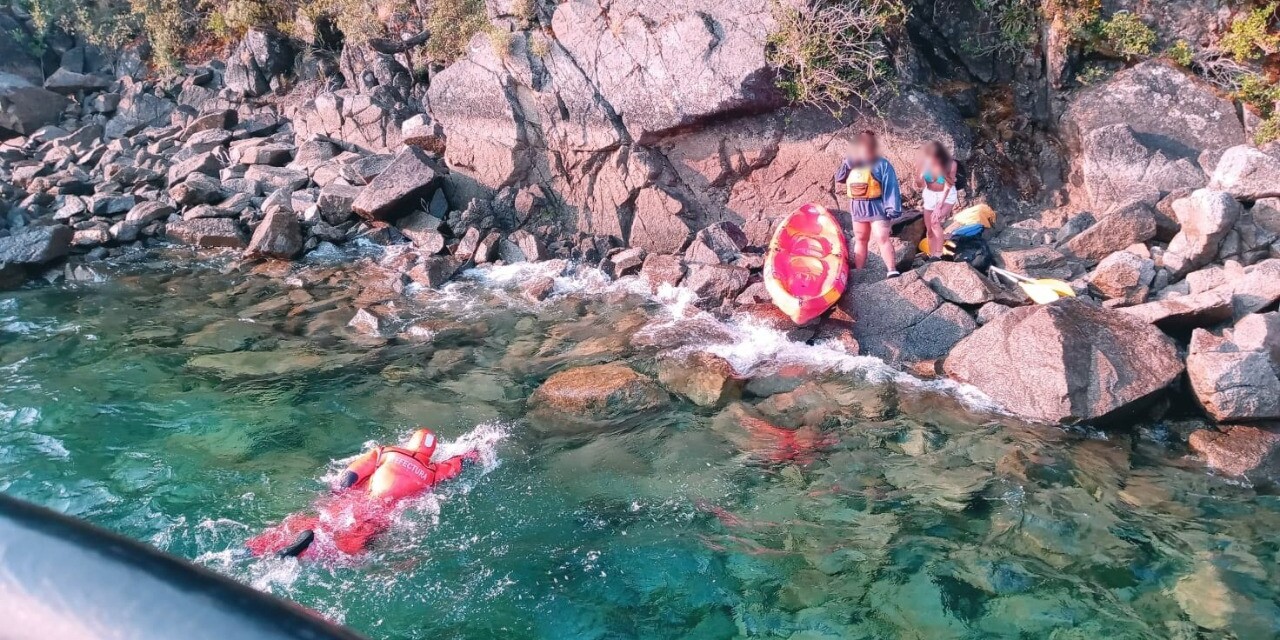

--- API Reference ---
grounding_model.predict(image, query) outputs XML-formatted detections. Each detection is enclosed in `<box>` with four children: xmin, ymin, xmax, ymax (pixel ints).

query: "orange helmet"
<box><xmin>405</xmin><ymin>428</ymin><xmax>437</xmax><ymax>460</ymax></box>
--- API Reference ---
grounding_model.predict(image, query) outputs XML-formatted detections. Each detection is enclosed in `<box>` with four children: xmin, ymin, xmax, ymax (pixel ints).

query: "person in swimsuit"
<box><xmin>914</xmin><ymin>141</ymin><xmax>959</xmax><ymax>260</ymax></box>
<box><xmin>832</xmin><ymin>131</ymin><xmax>904</xmax><ymax>277</ymax></box>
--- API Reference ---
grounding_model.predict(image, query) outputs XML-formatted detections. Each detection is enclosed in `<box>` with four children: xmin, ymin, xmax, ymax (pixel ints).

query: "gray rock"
<box><xmin>944</xmin><ymin>298</ymin><xmax>1184</xmax><ymax>423</ymax></box>
<box><xmin>290</xmin><ymin>139</ymin><xmax>340</xmax><ymax>171</ymax></box>
<box><xmin>125</xmin><ymin>201</ymin><xmax>175</xmax><ymax>224</ymax></box>
<box><xmin>1059</xmin><ymin>200</ymin><xmax>1157</xmax><ymax>265</ymax></box>
<box><xmin>629</xmin><ymin>188</ymin><xmax>691</xmax><ymax>253</ymax></box>
<box><xmin>235</xmin><ymin>143</ymin><xmax>294</xmax><ymax>166</ymax></box>
<box><xmin>316</xmin><ymin>183</ymin><xmax>361</xmax><ymax>224</ymax></box>
<box><xmin>639</xmin><ymin>253</ymin><xmax>687</xmax><ymax>292</ymax></box>
<box><xmin>1165</xmin><ymin>189</ymin><xmax>1242</xmax><ymax>278</ymax></box>
<box><xmin>399</xmin><ymin>211</ymin><xmax>446</xmax><ymax>254</ymax></box>
<box><xmin>0</xmin><ymin>75</ymin><xmax>70</xmax><ymax>135</ymax></box>
<box><xmin>1231</xmin><ymin>259</ymin><xmax>1280</xmax><ymax>319</ymax></box>
<box><xmin>244</xmin><ymin>165</ymin><xmax>309</xmax><ymax>192</ymax></box>
<box><xmin>1187</xmin><ymin>328</ymin><xmax>1280</xmax><ymax>422</ymax></box>
<box><xmin>340</xmin><ymin>153</ymin><xmax>395</xmax><ymax>186</ymax></box>
<box><xmin>1088</xmin><ymin>250</ymin><xmax>1155</xmax><ymax>305</ymax></box>
<box><xmin>71</xmin><ymin>228</ymin><xmax>110</xmax><ymax>246</ymax></box>
<box><xmin>244</xmin><ymin>208</ymin><xmax>303</xmax><ymax>259</ymax></box>
<box><xmin>179</xmin><ymin>109</ymin><xmax>236</xmax><ymax>140</ymax></box>
<box><xmin>684</xmin><ymin>221</ymin><xmax>748</xmax><ymax>265</ymax></box>
<box><xmin>169</xmin><ymin>172</ymin><xmax>223</xmax><ymax>206</ymax></box>
<box><xmin>168</xmin><ymin>152</ymin><xmax>224</xmax><ymax>186</ymax></box>
<box><xmin>684</xmin><ymin>263</ymin><xmax>750</xmax><ymax>306</ymax></box>
<box><xmin>1209</xmin><ymin>144</ymin><xmax>1280</xmax><ymax>202</ymax></box>
<box><xmin>606</xmin><ymin>247</ymin><xmax>647</xmax><ymax>278</ymax></box>
<box><xmin>1060</xmin><ymin>60</ymin><xmax>1245</xmax><ymax>159</ymax></box>
<box><xmin>1079</xmin><ymin>123</ymin><xmax>1204</xmax><ymax>210</ymax></box>
<box><xmin>165</xmin><ymin>218</ymin><xmax>247</xmax><ymax>248</ymax></box>
<box><xmin>1122</xmin><ymin>289</ymin><xmax>1234</xmax><ymax>331</ymax></box>
<box><xmin>840</xmin><ymin>271</ymin><xmax>977</xmax><ymax>364</ymax></box>
<box><xmin>0</xmin><ymin>226</ymin><xmax>73</xmax><ymax>264</ymax></box>
<box><xmin>89</xmin><ymin>194</ymin><xmax>136</xmax><ymax>216</ymax></box>
<box><xmin>43</xmin><ymin>68</ymin><xmax>109</xmax><ymax>94</ymax></box>
<box><xmin>976</xmin><ymin>302</ymin><xmax>1012</xmax><ymax>325</ymax></box>
<box><xmin>182</xmin><ymin>128</ymin><xmax>233</xmax><ymax>154</ymax></box>
<box><xmin>919</xmin><ymin>261</ymin><xmax>1002</xmax><ymax>305</ymax></box>
<box><xmin>109</xmin><ymin>219</ymin><xmax>142</xmax><ymax>242</ymax></box>
<box><xmin>500</xmin><ymin>229</ymin><xmax>546</xmax><ymax>263</ymax></box>
<box><xmin>351</xmin><ymin>147</ymin><xmax>441</xmax><ymax>221</ymax></box>
<box><xmin>407</xmin><ymin>255</ymin><xmax>464</xmax><ymax>288</ymax></box>
<box><xmin>1232</xmin><ymin>312</ymin><xmax>1280</xmax><ymax>363</ymax></box>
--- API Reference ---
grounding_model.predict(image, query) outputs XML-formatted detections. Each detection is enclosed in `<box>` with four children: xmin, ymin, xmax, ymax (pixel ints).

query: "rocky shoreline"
<box><xmin>1</xmin><ymin>2</ymin><xmax>1279</xmax><ymax>481</ymax></box>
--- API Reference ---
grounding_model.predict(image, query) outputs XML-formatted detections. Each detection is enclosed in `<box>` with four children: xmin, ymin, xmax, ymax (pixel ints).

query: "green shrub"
<box><xmin>1234</xmin><ymin>72</ymin><xmax>1280</xmax><ymax>114</ymax></box>
<box><xmin>1166</xmin><ymin>39</ymin><xmax>1194</xmax><ymax>66</ymax></box>
<box><xmin>1256</xmin><ymin>113</ymin><xmax>1280</xmax><ymax>144</ymax></box>
<box><xmin>130</xmin><ymin>0</ymin><xmax>192</xmax><ymax>67</ymax></box>
<box><xmin>766</xmin><ymin>0</ymin><xmax>904</xmax><ymax>114</ymax></box>
<box><xmin>1220</xmin><ymin>2</ymin><xmax>1279</xmax><ymax>62</ymax></box>
<box><xmin>425</xmin><ymin>0</ymin><xmax>489</xmax><ymax>64</ymax></box>
<box><xmin>20</xmin><ymin>0</ymin><xmax>137</xmax><ymax>50</ymax></box>
<box><xmin>1099</xmin><ymin>11</ymin><xmax>1155</xmax><ymax>58</ymax></box>
<box><xmin>1075</xmin><ymin>63</ymin><xmax>1110</xmax><ymax>85</ymax></box>
<box><xmin>969</xmin><ymin>0</ymin><xmax>1039</xmax><ymax>55</ymax></box>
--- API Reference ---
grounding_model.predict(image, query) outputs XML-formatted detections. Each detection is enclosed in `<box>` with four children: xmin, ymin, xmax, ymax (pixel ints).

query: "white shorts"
<box><xmin>922</xmin><ymin>187</ymin><xmax>958</xmax><ymax>212</ymax></box>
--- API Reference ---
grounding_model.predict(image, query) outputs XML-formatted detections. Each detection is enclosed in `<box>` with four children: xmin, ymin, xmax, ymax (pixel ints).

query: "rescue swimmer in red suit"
<box><xmin>245</xmin><ymin>428</ymin><xmax>479</xmax><ymax>559</ymax></box>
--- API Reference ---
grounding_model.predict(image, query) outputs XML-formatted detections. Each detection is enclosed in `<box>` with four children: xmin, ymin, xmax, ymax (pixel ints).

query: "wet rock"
<box><xmin>347</xmin><ymin>308</ymin><xmax>383</xmax><ymax>337</ymax></box>
<box><xmin>1088</xmin><ymin>250</ymin><xmax>1155</xmax><ymax>305</ymax></box>
<box><xmin>244</xmin><ymin>208</ymin><xmax>303</xmax><ymax>260</ymax></box>
<box><xmin>1122</xmin><ymin>289</ymin><xmax>1234</xmax><ymax>331</ymax></box>
<box><xmin>1188</xmin><ymin>426</ymin><xmax>1280</xmax><ymax>479</ymax></box>
<box><xmin>656</xmin><ymin>351</ymin><xmax>744</xmax><ymax>408</ymax></box>
<box><xmin>351</xmin><ymin>147</ymin><xmax>441</xmax><ymax>221</ymax></box>
<box><xmin>843</xmin><ymin>271</ymin><xmax>976</xmax><ymax>364</ymax></box>
<box><xmin>109</xmin><ymin>219</ymin><xmax>142</xmax><ymax>242</ymax></box>
<box><xmin>1165</xmin><ymin>189</ymin><xmax>1242</xmax><ymax>278</ymax></box>
<box><xmin>398</xmin><ymin>211</ymin><xmax>446</xmax><ymax>254</ymax></box>
<box><xmin>1059</xmin><ymin>200</ymin><xmax>1157</xmax><ymax>265</ymax></box>
<box><xmin>944</xmin><ymin>299</ymin><xmax>1183</xmax><ymax>423</ymax></box>
<box><xmin>1172</xmin><ymin>559</ymin><xmax>1280</xmax><ymax>636</ymax></box>
<box><xmin>605</xmin><ymin>247</ymin><xmax>646</xmax><ymax>278</ymax></box>
<box><xmin>733</xmin><ymin>303</ymin><xmax>816</xmax><ymax>340</ymax></box>
<box><xmin>521</xmin><ymin>277</ymin><xmax>556</xmax><ymax>302</ymax></box>
<box><xmin>500</xmin><ymin>229</ymin><xmax>546</xmax><ymax>263</ymax></box>
<box><xmin>474</xmin><ymin>231</ymin><xmax>501</xmax><ymax>264</ymax></box>
<box><xmin>684</xmin><ymin>263</ymin><xmax>750</xmax><ymax>307</ymax></box>
<box><xmin>919</xmin><ymin>261</ymin><xmax>1001</xmax><ymax>305</ymax></box>
<box><xmin>1209</xmin><ymin>145</ymin><xmax>1280</xmax><ymax>202</ymax></box>
<box><xmin>527</xmin><ymin>363</ymin><xmax>669</xmax><ymax>433</ymax></box>
<box><xmin>639</xmin><ymin>253</ymin><xmax>685</xmax><ymax>292</ymax></box>
<box><xmin>165</xmin><ymin>218</ymin><xmax>247</xmax><ymax>249</ymax></box>
<box><xmin>0</xmin><ymin>225</ymin><xmax>72</xmax><ymax>264</ymax></box>
<box><xmin>407</xmin><ymin>256</ymin><xmax>464</xmax><ymax>288</ymax></box>
<box><xmin>0</xmin><ymin>262</ymin><xmax>23</xmax><ymax>289</ymax></box>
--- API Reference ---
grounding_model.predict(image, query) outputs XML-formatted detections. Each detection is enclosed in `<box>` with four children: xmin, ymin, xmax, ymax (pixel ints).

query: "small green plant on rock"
<box><xmin>1256</xmin><ymin>113</ymin><xmax>1280</xmax><ymax>144</ymax></box>
<box><xmin>766</xmin><ymin>0</ymin><xmax>904</xmax><ymax>114</ymax></box>
<box><xmin>424</xmin><ymin>0</ymin><xmax>489</xmax><ymax>64</ymax></box>
<box><xmin>1166</xmin><ymin>39</ymin><xmax>1194</xmax><ymax>66</ymax></box>
<box><xmin>1220</xmin><ymin>2</ymin><xmax>1280</xmax><ymax>62</ymax></box>
<box><xmin>1075</xmin><ymin>63</ymin><xmax>1110</xmax><ymax>85</ymax></box>
<box><xmin>969</xmin><ymin>0</ymin><xmax>1039</xmax><ymax>55</ymax></box>
<box><xmin>1099</xmin><ymin>10</ymin><xmax>1156</xmax><ymax>58</ymax></box>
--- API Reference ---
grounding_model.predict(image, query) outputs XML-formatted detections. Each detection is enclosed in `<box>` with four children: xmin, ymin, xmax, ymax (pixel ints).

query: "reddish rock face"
<box><xmin>1188</xmin><ymin>426</ymin><xmax>1280</xmax><ymax>480</ymax></box>
<box><xmin>527</xmin><ymin>363</ymin><xmax>669</xmax><ymax>433</ymax></box>
<box><xmin>943</xmin><ymin>298</ymin><xmax>1183</xmax><ymax>424</ymax></box>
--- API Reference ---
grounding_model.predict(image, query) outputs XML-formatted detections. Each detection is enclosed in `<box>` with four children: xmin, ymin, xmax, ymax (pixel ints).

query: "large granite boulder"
<box><xmin>165</xmin><ymin>218</ymin><xmax>247</xmax><ymax>248</ymax></box>
<box><xmin>1060</xmin><ymin>60</ymin><xmax>1245</xmax><ymax>158</ymax></box>
<box><xmin>0</xmin><ymin>72</ymin><xmax>69</xmax><ymax>137</ymax></box>
<box><xmin>943</xmin><ymin>298</ymin><xmax>1183</xmax><ymax>423</ymax></box>
<box><xmin>919</xmin><ymin>260</ymin><xmax>1003</xmax><ymax>306</ymax></box>
<box><xmin>351</xmin><ymin>147</ymin><xmax>442</xmax><ymax>221</ymax></box>
<box><xmin>1088</xmin><ymin>250</ymin><xmax>1155</xmax><ymax>305</ymax></box>
<box><xmin>527</xmin><ymin>363</ymin><xmax>669</xmax><ymax>433</ymax></box>
<box><xmin>225</xmin><ymin>28</ymin><xmax>294</xmax><ymax>97</ymax></box>
<box><xmin>0</xmin><ymin>225</ymin><xmax>73</xmax><ymax>264</ymax></box>
<box><xmin>842</xmin><ymin>271</ymin><xmax>976</xmax><ymax>364</ymax></box>
<box><xmin>243</xmin><ymin>208</ymin><xmax>303</xmax><ymax>260</ymax></box>
<box><xmin>551</xmin><ymin>0</ymin><xmax>779</xmax><ymax>143</ymax></box>
<box><xmin>291</xmin><ymin>90</ymin><xmax>404</xmax><ymax>154</ymax></box>
<box><xmin>1164</xmin><ymin>189</ymin><xmax>1242</xmax><ymax>278</ymax></box>
<box><xmin>1060</xmin><ymin>200</ymin><xmax>1159</xmax><ymax>265</ymax></box>
<box><xmin>1078</xmin><ymin>123</ymin><xmax>1204</xmax><ymax>210</ymax></box>
<box><xmin>1187</xmin><ymin>323</ymin><xmax>1280</xmax><ymax>422</ymax></box>
<box><xmin>1208</xmin><ymin>145</ymin><xmax>1280</xmax><ymax>202</ymax></box>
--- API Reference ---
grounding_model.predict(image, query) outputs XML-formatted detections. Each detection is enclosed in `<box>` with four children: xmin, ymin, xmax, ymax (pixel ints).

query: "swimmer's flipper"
<box><xmin>278</xmin><ymin>529</ymin><xmax>314</xmax><ymax>558</ymax></box>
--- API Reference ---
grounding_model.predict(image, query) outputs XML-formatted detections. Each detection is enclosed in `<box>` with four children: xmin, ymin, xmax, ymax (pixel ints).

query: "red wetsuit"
<box><xmin>245</xmin><ymin>429</ymin><xmax>475</xmax><ymax>559</ymax></box>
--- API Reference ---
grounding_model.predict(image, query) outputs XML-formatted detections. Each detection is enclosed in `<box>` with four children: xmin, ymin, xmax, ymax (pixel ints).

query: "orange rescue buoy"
<box><xmin>763</xmin><ymin>204</ymin><xmax>849</xmax><ymax>325</ymax></box>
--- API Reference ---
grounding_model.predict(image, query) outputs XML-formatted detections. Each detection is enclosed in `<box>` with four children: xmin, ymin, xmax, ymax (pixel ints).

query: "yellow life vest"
<box><xmin>845</xmin><ymin>166</ymin><xmax>883</xmax><ymax>200</ymax></box>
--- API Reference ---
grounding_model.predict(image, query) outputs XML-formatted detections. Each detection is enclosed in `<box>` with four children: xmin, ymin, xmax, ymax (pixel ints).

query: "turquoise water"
<box><xmin>2</xmin><ymin>249</ymin><xmax>1279</xmax><ymax>639</ymax></box>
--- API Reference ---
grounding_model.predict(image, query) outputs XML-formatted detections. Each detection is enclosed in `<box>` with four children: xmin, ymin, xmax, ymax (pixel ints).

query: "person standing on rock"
<box><xmin>915</xmin><ymin>141</ymin><xmax>960</xmax><ymax>261</ymax></box>
<box><xmin>833</xmin><ymin>131</ymin><xmax>904</xmax><ymax>277</ymax></box>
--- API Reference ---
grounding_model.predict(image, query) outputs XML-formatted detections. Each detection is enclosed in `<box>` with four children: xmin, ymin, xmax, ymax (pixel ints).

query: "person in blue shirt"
<box><xmin>833</xmin><ymin>131</ymin><xmax>904</xmax><ymax>277</ymax></box>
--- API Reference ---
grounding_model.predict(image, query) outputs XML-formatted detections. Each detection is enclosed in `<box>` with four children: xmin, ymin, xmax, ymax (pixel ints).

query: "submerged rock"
<box><xmin>656</xmin><ymin>351</ymin><xmax>743</xmax><ymax>408</ymax></box>
<box><xmin>1188</xmin><ymin>426</ymin><xmax>1280</xmax><ymax>480</ymax></box>
<box><xmin>527</xmin><ymin>363</ymin><xmax>669</xmax><ymax>433</ymax></box>
<box><xmin>944</xmin><ymin>299</ymin><xmax>1183</xmax><ymax>423</ymax></box>
<box><xmin>187</xmin><ymin>348</ymin><xmax>363</xmax><ymax>378</ymax></box>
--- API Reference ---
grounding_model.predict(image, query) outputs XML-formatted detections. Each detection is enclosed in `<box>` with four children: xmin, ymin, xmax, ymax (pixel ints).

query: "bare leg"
<box><xmin>852</xmin><ymin>221</ymin><xmax>871</xmax><ymax>270</ymax></box>
<box><xmin>872</xmin><ymin>220</ymin><xmax>897</xmax><ymax>273</ymax></box>
<box><xmin>926</xmin><ymin>203</ymin><xmax>954</xmax><ymax>258</ymax></box>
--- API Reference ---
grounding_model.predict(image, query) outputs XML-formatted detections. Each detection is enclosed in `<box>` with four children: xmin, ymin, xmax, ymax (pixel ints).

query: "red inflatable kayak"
<box><xmin>763</xmin><ymin>204</ymin><xmax>849</xmax><ymax>325</ymax></box>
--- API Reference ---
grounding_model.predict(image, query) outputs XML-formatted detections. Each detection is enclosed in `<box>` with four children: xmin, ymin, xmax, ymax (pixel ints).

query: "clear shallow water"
<box><xmin>2</xmin><ymin>249</ymin><xmax>1279</xmax><ymax>639</ymax></box>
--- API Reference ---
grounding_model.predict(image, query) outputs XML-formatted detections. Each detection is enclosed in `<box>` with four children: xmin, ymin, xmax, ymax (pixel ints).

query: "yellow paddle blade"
<box><xmin>1019</xmin><ymin>282</ymin><xmax>1064</xmax><ymax>304</ymax></box>
<box><xmin>1029</xmin><ymin>279</ymin><xmax>1076</xmax><ymax>298</ymax></box>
